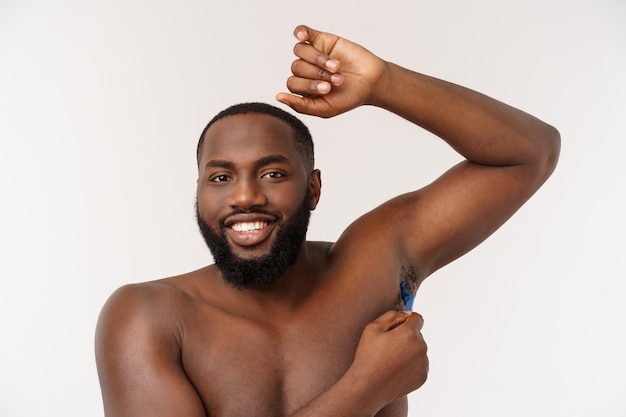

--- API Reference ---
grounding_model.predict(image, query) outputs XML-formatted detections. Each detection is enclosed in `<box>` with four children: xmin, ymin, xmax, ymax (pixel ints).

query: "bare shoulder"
<box><xmin>97</xmin><ymin>279</ymin><xmax>185</xmax><ymax>332</ymax></box>
<box><xmin>95</xmin><ymin>272</ymin><xmax>210</xmax><ymax>417</ymax></box>
<box><xmin>94</xmin><ymin>279</ymin><xmax>186</xmax><ymax>382</ymax></box>
<box><xmin>95</xmin><ymin>268</ymin><xmax>214</xmax><ymax>348</ymax></box>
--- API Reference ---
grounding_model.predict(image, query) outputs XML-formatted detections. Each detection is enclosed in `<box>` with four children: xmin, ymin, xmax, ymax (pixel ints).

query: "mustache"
<box><xmin>219</xmin><ymin>208</ymin><xmax>283</xmax><ymax>226</ymax></box>
<box><xmin>194</xmin><ymin>198</ymin><xmax>282</xmax><ymax>224</ymax></box>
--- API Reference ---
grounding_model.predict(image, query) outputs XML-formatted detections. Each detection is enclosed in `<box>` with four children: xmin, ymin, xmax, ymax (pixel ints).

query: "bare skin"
<box><xmin>95</xmin><ymin>25</ymin><xmax>560</xmax><ymax>417</ymax></box>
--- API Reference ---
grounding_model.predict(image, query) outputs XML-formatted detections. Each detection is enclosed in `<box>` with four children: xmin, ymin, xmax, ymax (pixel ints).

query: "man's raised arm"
<box><xmin>277</xmin><ymin>25</ymin><xmax>560</xmax><ymax>279</ymax></box>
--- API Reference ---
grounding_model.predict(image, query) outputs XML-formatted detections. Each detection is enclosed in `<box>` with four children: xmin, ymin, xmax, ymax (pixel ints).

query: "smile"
<box><xmin>231</xmin><ymin>221</ymin><xmax>268</xmax><ymax>232</ymax></box>
<box><xmin>225</xmin><ymin>218</ymin><xmax>276</xmax><ymax>248</ymax></box>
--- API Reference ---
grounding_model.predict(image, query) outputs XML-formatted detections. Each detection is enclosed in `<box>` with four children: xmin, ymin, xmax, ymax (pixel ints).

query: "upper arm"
<box><xmin>341</xmin><ymin>154</ymin><xmax>557</xmax><ymax>282</ymax></box>
<box><xmin>398</xmin><ymin>160</ymin><xmax>540</xmax><ymax>276</ymax></box>
<box><xmin>95</xmin><ymin>284</ymin><xmax>206</xmax><ymax>417</ymax></box>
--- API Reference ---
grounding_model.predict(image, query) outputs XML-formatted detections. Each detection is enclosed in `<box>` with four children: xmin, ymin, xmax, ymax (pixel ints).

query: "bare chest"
<box><xmin>179</xmin><ymin>293</ymin><xmax>404</xmax><ymax>416</ymax></box>
<box><xmin>175</xmin><ymin>250</ymin><xmax>408</xmax><ymax>417</ymax></box>
<box><xmin>181</xmin><ymin>307</ymin><xmax>363</xmax><ymax>416</ymax></box>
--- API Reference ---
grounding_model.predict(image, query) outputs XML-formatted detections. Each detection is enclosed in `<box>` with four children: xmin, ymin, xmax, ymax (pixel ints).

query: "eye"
<box><xmin>261</xmin><ymin>171</ymin><xmax>285</xmax><ymax>179</ymax></box>
<box><xmin>210</xmin><ymin>174</ymin><xmax>231</xmax><ymax>183</ymax></box>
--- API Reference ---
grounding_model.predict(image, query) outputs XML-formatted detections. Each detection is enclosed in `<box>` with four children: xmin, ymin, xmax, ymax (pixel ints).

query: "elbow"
<box><xmin>539</xmin><ymin>123</ymin><xmax>561</xmax><ymax>182</ymax></box>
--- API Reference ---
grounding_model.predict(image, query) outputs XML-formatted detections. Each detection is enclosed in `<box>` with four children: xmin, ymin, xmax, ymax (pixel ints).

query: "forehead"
<box><xmin>200</xmin><ymin>113</ymin><xmax>300</xmax><ymax>164</ymax></box>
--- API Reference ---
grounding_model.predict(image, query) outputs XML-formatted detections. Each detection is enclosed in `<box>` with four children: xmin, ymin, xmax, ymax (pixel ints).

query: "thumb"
<box><xmin>371</xmin><ymin>310</ymin><xmax>414</xmax><ymax>332</ymax></box>
<box><xmin>275</xmin><ymin>92</ymin><xmax>303</xmax><ymax>110</ymax></box>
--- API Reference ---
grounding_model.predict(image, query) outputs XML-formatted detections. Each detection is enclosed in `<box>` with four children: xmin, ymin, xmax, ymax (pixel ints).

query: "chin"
<box><xmin>231</xmin><ymin>245</ymin><xmax>274</xmax><ymax>261</ymax></box>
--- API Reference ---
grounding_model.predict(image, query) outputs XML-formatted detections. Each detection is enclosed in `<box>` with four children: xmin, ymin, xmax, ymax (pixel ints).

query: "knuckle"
<box><xmin>409</xmin><ymin>312</ymin><xmax>424</xmax><ymax>329</ymax></box>
<box><xmin>399</xmin><ymin>329</ymin><xmax>416</xmax><ymax>344</ymax></box>
<box><xmin>315</xmin><ymin>54</ymin><xmax>328</xmax><ymax>66</ymax></box>
<box><xmin>363</xmin><ymin>321</ymin><xmax>378</xmax><ymax>334</ymax></box>
<box><xmin>418</xmin><ymin>371</ymin><xmax>428</xmax><ymax>387</ymax></box>
<box><xmin>291</xmin><ymin>60</ymin><xmax>302</xmax><ymax>73</ymax></box>
<box><xmin>383</xmin><ymin>310</ymin><xmax>400</xmax><ymax>320</ymax></box>
<box><xmin>285</xmin><ymin>76</ymin><xmax>299</xmax><ymax>92</ymax></box>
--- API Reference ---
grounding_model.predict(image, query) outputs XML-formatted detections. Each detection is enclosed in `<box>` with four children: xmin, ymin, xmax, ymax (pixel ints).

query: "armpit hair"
<box><xmin>395</xmin><ymin>264</ymin><xmax>422</xmax><ymax>310</ymax></box>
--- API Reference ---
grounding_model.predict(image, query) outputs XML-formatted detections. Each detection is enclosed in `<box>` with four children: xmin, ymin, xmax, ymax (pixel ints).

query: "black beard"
<box><xmin>195</xmin><ymin>192</ymin><xmax>311</xmax><ymax>290</ymax></box>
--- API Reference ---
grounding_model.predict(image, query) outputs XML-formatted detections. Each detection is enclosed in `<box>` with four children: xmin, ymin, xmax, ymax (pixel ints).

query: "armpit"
<box><xmin>395</xmin><ymin>265</ymin><xmax>420</xmax><ymax>311</ymax></box>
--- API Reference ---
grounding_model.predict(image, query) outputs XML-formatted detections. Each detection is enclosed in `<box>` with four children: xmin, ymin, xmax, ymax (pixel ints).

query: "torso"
<box><xmin>156</xmin><ymin>241</ymin><xmax>410</xmax><ymax>417</ymax></box>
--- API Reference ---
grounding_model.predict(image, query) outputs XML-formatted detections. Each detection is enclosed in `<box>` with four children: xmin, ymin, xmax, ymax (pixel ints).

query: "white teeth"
<box><xmin>231</xmin><ymin>221</ymin><xmax>267</xmax><ymax>232</ymax></box>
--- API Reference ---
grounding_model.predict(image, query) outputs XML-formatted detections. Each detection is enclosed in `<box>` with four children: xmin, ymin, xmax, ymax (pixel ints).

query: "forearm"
<box><xmin>369</xmin><ymin>62</ymin><xmax>560</xmax><ymax>171</ymax></box>
<box><xmin>288</xmin><ymin>369</ymin><xmax>381</xmax><ymax>417</ymax></box>
<box><xmin>289</xmin><ymin>311</ymin><xmax>427</xmax><ymax>417</ymax></box>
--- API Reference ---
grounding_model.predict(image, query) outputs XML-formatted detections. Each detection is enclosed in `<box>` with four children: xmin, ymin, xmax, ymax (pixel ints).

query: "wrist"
<box><xmin>337</xmin><ymin>365</ymin><xmax>387</xmax><ymax>417</ymax></box>
<box><xmin>366</xmin><ymin>60</ymin><xmax>398</xmax><ymax>108</ymax></box>
<box><xmin>288</xmin><ymin>371</ymin><xmax>379</xmax><ymax>417</ymax></box>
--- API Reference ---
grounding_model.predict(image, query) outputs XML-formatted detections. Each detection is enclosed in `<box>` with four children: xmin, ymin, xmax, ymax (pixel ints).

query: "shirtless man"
<box><xmin>95</xmin><ymin>25</ymin><xmax>560</xmax><ymax>417</ymax></box>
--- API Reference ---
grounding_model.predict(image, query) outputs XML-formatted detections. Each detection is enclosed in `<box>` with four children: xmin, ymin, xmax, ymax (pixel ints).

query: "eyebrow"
<box><xmin>205</xmin><ymin>159</ymin><xmax>235</xmax><ymax>169</ymax></box>
<box><xmin>255</xmin><ymin>154</ymin><xmax>290</xmax><ymax>167</ymax></box>
<box><xmin>204</xmin><ymin>154</ymin><xmax>291</xmax><ymax>170</ymax></box>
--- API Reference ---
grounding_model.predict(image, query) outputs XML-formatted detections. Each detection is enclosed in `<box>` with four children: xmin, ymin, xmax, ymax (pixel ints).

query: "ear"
<box><xmin>308</xmin><ymin>169</ymin><xmax>322</xmax><ymax>210</ymax></box>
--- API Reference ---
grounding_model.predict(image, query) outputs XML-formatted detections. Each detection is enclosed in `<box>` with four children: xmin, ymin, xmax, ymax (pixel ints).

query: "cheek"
<box><xmin>197</xmin><ymin>189</ymin><xmax>226</xmax><ymax>220</ymax></box>
<box><xmin>268</xmin><ymin>186</ymin><xmax>308</xmax><ymax>212</ymax></box>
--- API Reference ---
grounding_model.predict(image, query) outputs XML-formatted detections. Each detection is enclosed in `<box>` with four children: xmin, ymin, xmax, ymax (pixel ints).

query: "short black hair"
<box><xmin>196</xmin><ymin>102</ymin><xmax>314</xmax><ymax>172</ymax></box>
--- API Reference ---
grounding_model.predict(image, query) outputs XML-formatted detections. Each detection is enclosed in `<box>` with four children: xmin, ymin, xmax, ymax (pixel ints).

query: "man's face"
<box><xmin>196</xmin><ymin>113</ymin><xmax>320</xmax><ymax>289</ymax></box>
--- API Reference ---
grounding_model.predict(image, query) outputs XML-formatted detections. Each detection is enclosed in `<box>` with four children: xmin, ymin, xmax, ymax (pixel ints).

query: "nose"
<box><xmin>227</xmin><ymin>178</ymin><xmax>267</xmax><ymax>209</ymax></box>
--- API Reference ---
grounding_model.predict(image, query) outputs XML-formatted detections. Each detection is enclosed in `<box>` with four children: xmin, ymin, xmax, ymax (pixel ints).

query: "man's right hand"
<box><xmin>347</xmin><ymin>310</ymin><xmax>429</xmax><ymax>412</ymax></box>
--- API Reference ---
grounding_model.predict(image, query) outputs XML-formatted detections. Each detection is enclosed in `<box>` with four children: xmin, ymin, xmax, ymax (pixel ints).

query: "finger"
<box><xmin>370</xmin><ymin>310</ymin><xmax>414</xmax><ymax>332</ymax></box>
<box><xmin>286</xmin><ymin>75</ymin><xmax>332</xmax><ymax>95</ymax></box>
<box><xmin>403</xmin><ymin>312</ymin><xmax>424</xmax><ymax>332</ymax></box>
<box><xmin>292</xmin><ymin>24</ymin><xmax>341</xmax><ymax>62</ymax></box>
<box><xmin>293</xmin><ymin>24</ymin><xmax>323</xmax><ymax>44</ymax></box>
<box><xmin>291</xmin><ymin>59</ymin><xmax>344</xmax><ymax>86</ymax></box>
<box><xmin>275</xmin><ymin>92</ymin><xmax>302</xmax><ymax>108</ymax></box>
<box><xmin>275</xmin><ymin>92</ymin><xmax>331</xmax><ymax>118</ymax></box>
<box><xmin>293</xmin><ymin>43</ymin><xmax>340</xmax><ymax>73</ymax></box>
